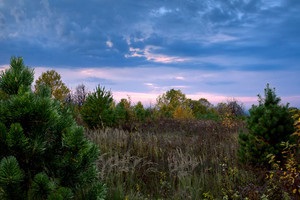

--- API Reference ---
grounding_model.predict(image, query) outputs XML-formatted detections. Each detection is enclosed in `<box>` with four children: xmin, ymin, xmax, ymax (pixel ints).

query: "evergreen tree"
<box><xmin>0</xmin><ymin>57</ymin><xmax>34</xmax><ymax>96</ymax></box>
<box><xmin>133</xmin><ymin>101</ymin><xmax>148</xmax><ymax>122</ymax></box>
<box><xmin>80</xmin><ymin>85</ymin><xmax>115</xmax><ymax>129</ymax></box>
<box><xmin>114</xmin><ymin>98</ymin><xmax>133</xmax><ymax>129</ymax></box>
<box><xmin>238</xmin><ymin>84</ymin><xmax>295</xmax><ymax>167</ymax></box>
<box><xmin>0</xmin><ymin>57</ymin><xmax>106</xmax><ymax>199</ymax></box>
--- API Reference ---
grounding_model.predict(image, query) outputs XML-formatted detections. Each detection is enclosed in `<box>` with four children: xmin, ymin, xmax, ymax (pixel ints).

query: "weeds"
<box><xmin>85</xmin><ymin>119</ymin><xmax>262</xmax><ymax>199</ymax></box>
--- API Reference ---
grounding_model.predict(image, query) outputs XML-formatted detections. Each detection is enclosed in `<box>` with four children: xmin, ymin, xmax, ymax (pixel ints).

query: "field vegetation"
<box><xmin>0</xmin><ymin>57</ymin><xmax>299</xmax><ymax>199</ymax></box>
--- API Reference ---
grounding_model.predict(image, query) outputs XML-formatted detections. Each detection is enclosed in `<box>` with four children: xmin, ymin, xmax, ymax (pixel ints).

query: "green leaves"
<box><xmin>156</xmin><ymin>89</ymin><xmax>193</xmax><ymax>119</ymax></box>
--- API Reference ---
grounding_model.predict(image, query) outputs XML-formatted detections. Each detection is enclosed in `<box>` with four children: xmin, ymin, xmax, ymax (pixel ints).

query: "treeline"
<box><xmin>32</xmin><ymin>68</ymin><xmax>246</xmax><ymax>130</ymax></box>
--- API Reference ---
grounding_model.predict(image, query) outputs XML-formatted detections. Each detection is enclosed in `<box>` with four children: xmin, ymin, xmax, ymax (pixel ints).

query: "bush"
<box><xmin>264</xmin><ymin>109</ymin><xmax>300</xmax><ymax>199</ymax></box>
<box><xmin>238</xmin><ymin>84</ymin><xmax>295</xmax><ymax>167</ymax></box>
<box><xmin>0</xmin><ymin>57</ymin><xmax>106</xmax><ymax>199</ymax></box>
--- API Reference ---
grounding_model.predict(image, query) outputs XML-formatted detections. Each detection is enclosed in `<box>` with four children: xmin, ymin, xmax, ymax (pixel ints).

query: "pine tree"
<box><xmin>80</xmin><ymin>85</ymin><xmax>115</xmax><ymax>129</ymax></box>
<box><xmin>0</xmin><ymin>57</ymin><xmax>34</xmax><ymax>96</ymax></box>
<box><xmin>0</xmin><ymin>57</ymin><xmax>106</xmax><ymax>199</ymax></box>
<box><xmin>238</xmin><ymin>84</ymin><xmax>295</xmax><ymax>167</ymax></box>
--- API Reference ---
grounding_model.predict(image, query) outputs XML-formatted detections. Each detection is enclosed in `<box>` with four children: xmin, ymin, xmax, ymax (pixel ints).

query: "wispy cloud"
<box><xmin>204</xmin><ymin>33</ymin><xmax>239</xmax><ymax>44</ymax></box>
<box><xmin>126</xmin><ymin>45</ymin><xmax>188</xmax><ymax>64</ymax></box>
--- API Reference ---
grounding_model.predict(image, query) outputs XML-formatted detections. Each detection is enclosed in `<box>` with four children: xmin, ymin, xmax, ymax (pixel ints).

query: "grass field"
<box><xmin>85</xmin><ymin>119</ymin><xmax>268</xmax><ymax>199</ymax></box>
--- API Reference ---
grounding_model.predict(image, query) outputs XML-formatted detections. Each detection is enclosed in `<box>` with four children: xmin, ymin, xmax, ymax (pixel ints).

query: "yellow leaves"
<box><xmin>159</xmin><ymin>171</ymin><xmax>167</xmax><ymax>185</ymax></box>
<box><xmin>173</xmin><ymin>106</ymin><xmax>194</xmax><ymax>120</ymax></box>
<box><xmin>135</xmin><ymin>183</ymin><xmax>140</xmax><ymax>192</ymax></box>
<box><xmin>266</xmin><ymin>138</ymin><xmax>300</xmax><ymax>197</ymax></box>
<box><xmin>221</xmin><ymin>112</ymin><xmax>237</xmax><ymax>129</ymax></box>
<box><xmin>35</xmin><ymin>70</ymin><xmax>70</xmax><ymax>102</ymax></box>
<box><xmin>292</xmin><ymin>120</ymin><xmax>300</xmax><ymax>137</ymax></box>
<box><xmin>266</xmin><ymin>170</ymin><xmax>274</xmax><ymax>180</ymax></box>
<box><xmin>269</xmin><ymin>173</ymin><xmax>274</xmax><ymax>179</ymax></box>
<box><xmin>292</xmin><ymin>126</ymin><xmax>300</xmax><ymax>137</ymax></box>
<box><xmin>292</xmin><ymin>109</ymin><xmax>300</xmax><ymax>137</ymax></box>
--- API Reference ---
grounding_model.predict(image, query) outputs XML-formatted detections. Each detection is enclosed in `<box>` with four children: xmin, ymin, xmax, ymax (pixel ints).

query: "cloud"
<box><xmin>106</xmin><ymin>40</ymin><xmax>113</xmax><ymax>48</ymax></box>
<box><xmin>0</xmin><ymin>0</ymin><xmax>299</xmax><ymax>109</ymax></box>
<box><xmin>126</xmin><ymin>45</ymin><xmax>189</xmax><ymax>64</ymax></box>
<box><xmin>1</xmin><ymin>0</ymin><xmax>299</xmax><ymax>68</ymax></box>
<box><xmin>151</xmin><ymin>6</ymin><xmax>173</xmax><ymax>17</ymax></box>
<box><xmin>112</xmin><ymin>91</ymin><xmax>159</xmax><ymax>106</ymax></box>
<box><xmin>0</xmin><ymin>64</ymin><xmax>9</xmax><ymax>71</ymax></box>
<box><xmin>175</xmin><ymin>76</ymin><xmax>185</xmax><ymax>80</ymax></box>
<box><xmin>205</xmin><ymin>33</ymin><xmax>239</xmax><ymax>44</ymax></box>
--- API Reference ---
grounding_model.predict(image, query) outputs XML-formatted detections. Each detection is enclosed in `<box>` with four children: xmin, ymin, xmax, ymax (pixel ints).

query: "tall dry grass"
<box><xmin>85</xmin><ymin>119</ymin><xmax>259</xmax><ymax>199</ymax></box>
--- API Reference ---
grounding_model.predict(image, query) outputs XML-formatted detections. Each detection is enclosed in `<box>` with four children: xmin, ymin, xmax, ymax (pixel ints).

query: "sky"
<box><xmin>0</xmin><ymin>0</ymin><xmax>299</xmax><ymax>108</ymax></box>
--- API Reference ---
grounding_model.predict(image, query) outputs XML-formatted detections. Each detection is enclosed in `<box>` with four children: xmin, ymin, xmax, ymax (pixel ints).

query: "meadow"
<box><xmin>86</xmin><ymin>119</ymin><xmax>266</xmax><ymax>200</ymax></box>
<box><xmin>1</xmin><ymin>60</ymin><xmax>298</xmax><ymax>199</ymax></box>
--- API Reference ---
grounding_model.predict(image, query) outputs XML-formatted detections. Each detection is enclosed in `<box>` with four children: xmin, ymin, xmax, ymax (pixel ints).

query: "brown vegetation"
<box><xmin>85</xmin><ymin>119</ymin><xmax>262</xmax><ymax>199</ymax></box>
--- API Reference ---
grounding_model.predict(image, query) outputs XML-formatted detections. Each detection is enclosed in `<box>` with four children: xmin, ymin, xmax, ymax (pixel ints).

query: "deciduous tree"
<box><xmin>35</xmin><ymin>70</ymin><xmax>70</xmax><ymax>102</ymax></box>
<box><xmin>74</xmin><ymin>83</ymin><xmax>88</xmax><ymax>107</ymax></box>
<box><xmin>187</xmin><ymin>98</ymin><xmax>215</xmax><ymax>119</ymax></box>
<box><xmin>156</xmin><ymin>89</ymin><xmax>191</xmax><ymax>118</ymax></box>
<box><xmin>115</xmin><ymin>98</ymin><xmax>134</xmax><ymax>126</ymax></box>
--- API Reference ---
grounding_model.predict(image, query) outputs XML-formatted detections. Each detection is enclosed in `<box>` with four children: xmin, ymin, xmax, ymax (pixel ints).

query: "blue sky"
<box><xmin>0</xmin><ymin>0</ymin><xmax>299</xmax><ymax>108</ymax></box>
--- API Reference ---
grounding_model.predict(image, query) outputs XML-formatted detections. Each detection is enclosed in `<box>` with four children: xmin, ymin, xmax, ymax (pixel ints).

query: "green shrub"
<box><xmin>0</xmin><ymin>57</ymin><xmax>106</xmax><ymax>199</ymax></box>
<box><xmin>238</xmin><ymin>84</ymin><xmax>295</xmax><ymax>167</ymax></box>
